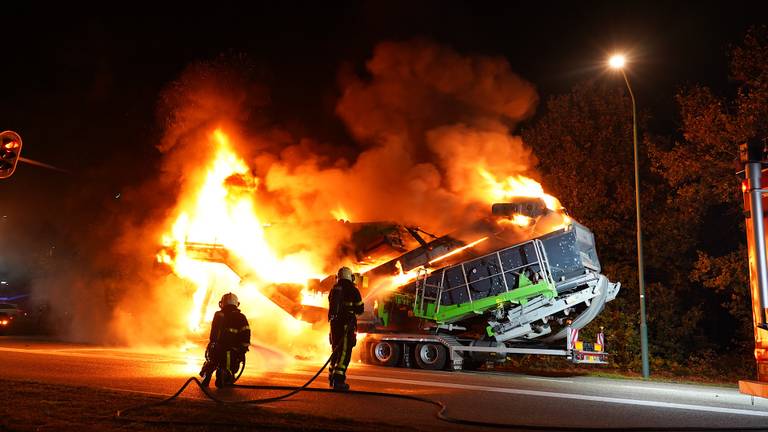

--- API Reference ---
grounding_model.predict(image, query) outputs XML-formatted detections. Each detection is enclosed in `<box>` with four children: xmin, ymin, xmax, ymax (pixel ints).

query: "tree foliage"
<box><xmin>523</xmin><ymin>27</ymin><xmax>768</xmax><ymax>377</ymax></box>
<box><xmin>523</xmin><ymin>80</ymin><xmax>636</xmax><ymax>260</ymax></box>
<box><xmin>522</xmin><ymin>79</ymin><xmax>652</xmax><ymax>368</ymax></box>
<box><xmin>649</xmin><ymin>27</ymin><xmax>768</xmax><ymax>371</ymax></box>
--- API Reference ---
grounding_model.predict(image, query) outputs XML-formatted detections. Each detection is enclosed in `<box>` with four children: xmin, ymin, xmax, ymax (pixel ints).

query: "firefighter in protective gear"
<box><xmin>328</xmin><ymin>266</ymin><xmax>364</xmax><ymax>391</ymax></box>
<box><xmin>200</xmin><ymin>292</ymin><xmax>251</xmax><ymax>388</ymax></box>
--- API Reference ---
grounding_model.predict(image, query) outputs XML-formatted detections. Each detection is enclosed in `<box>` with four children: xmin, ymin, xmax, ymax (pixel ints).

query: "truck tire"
<box><xmin>369</xmin><ymin>340</ymin><xmax>401</xmax><ymax>366</ymax></box>
<box><xmin>414</xmin><ymin>343</ymin><xmax>447</xmax><ymax>370</ymax></box>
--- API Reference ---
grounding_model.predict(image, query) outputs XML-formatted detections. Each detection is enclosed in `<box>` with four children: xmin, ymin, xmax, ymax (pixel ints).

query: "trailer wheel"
<box><xmin>369</xmin><ymin>340</ymin><xmax>401</xmax><ymax>366</ymax></box>
<box><xmin>414</xmin><ymin>343</ymin><xmax>447</xmax><ymax>370</ymax></box>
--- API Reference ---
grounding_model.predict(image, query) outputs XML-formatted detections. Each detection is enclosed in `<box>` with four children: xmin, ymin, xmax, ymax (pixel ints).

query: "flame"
<box><xmin>364</xmin><ymin>236</ymin><xmax>491</xmax><ymax>302</ymax></box>
<box><xmin>550</xmin><ymin>214</ymin><xmax>572</xmax><ymax>232</ymax></box>
<box><xmin>478</xmin><ymin>168</ymin><xmax>562</xmax><ymax>210</ymax></box>
<box><xmin>331</xmin><ymin>207</ymin><xmax>351</xmax><ymax>222</ymax></box>
<box><xmin>159</xmin><ymin>129</ymin><xmax>328</xmax><ymax>358</ymax></box>
<box><xmin>497</xmin><ymin>214</ymin><xmax>535</xmax><ymax>227</ymax></box>
<box><xmin>152</xmin><ymin>129</ymin><xmax>570</xmax><ymax>362</ymax></box>
<box><xmin>167</xmin><ymin>131</ymin><xmax>321</xmax><ymax>287</ymax></box>
<box><xmin>392</xmin><ymin>260</ymin><xmax>419</xmax><ymax>285</ymax></box>
<box><xmin>300</xmin><ymin>288</ymin><xmax>327</xmax><ymax>308</ymax></box>
<box><xmin>429</xmin><ymin>237</ymin><xmax>489</xmax><ymax>265</ymax></box>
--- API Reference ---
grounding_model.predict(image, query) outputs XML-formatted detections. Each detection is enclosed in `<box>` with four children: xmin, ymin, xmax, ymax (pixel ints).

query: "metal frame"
<box><xmin>747</xmin><ymin>162</ymin><xmax>768</xmax><ymax>328</ymax></box>
<box><xmin>364</xmin><ymin>324</ymin><xmax>608</xmax><ymax>369</ymax></box>
<box><xmin>413</xmin><ymin>239</ymin><xmax>556</xmax><ymax>318</ymax></box>
<box><xmin>489</xmin><ymin>275</ymin><xmax>619</xmax><ymax>342</ymax></box>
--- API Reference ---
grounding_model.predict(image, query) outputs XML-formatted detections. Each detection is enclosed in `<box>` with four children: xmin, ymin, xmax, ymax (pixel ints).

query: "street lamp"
<box><xmin>609</xmin><ymin>53</ymin><xmax>650</xmax><ymax>379</ymax></box>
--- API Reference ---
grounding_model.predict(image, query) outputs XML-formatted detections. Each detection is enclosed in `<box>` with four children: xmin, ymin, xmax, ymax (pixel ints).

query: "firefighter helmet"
<box><xmin>337</xmin><ymin>266</ymin><xmax>353</xmax><ymax>282</ymax></box>
<box><xmin>219</xmin><ymin>292</ymin><xmax>239</xmax><ymax>308</ymax></box>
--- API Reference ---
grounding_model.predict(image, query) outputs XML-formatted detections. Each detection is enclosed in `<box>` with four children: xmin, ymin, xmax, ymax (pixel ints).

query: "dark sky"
<box><xmin>0</xmin><ymin>1</ymin><xmax>764</xmax><ymax>278</ymax></box>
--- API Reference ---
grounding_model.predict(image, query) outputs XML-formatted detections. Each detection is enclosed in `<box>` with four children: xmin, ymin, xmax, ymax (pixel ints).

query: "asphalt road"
<box><xmin>2</xmin><ymin>337</ymin><xmax>768</xmax><ymax>431</ymax></box>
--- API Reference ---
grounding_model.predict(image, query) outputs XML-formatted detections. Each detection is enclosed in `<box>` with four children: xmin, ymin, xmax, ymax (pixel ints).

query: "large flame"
<box><xmin>156</xmin><ymin>130</ymin><xmax>568</xmax><ymax>360</ymax></box>
<box><xmin>478</xmin><ymin>168</ymin><xmax>562</xmax><ymax>210</ymax></box>
<box><xmin>168</xmin><ymin>131</ymin><xmax>321</xmax><ymax>288</ymax></box>
<box><xmin>331</xmin><ymin>207</ymin><xmax>351</xmax><ymax>222</ymax></box>
<box><xmin>477</xmin><ymin>167</ymin><xmax>569</xmax><ymax>229</ymax></box>
<box><xmin>160</xmin><ymin>129</ymin><xmax>327</xmax><ymax>358</ymax></box>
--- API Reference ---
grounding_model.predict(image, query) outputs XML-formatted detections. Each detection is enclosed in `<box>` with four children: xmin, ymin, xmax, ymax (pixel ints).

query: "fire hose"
<box><xmin>114</xmin><ymin>348</ymin><xmax>768</xmax><ymax>431</ymax></box>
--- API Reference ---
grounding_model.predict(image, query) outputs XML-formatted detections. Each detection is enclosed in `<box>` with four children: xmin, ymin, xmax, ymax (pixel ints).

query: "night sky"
<box><xmin>0</xmin><ymin>1</ymin><xmax>764</xmax><ymax>283</ymax></box>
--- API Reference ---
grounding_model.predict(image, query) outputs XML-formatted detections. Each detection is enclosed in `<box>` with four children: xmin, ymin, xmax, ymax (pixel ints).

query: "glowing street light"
<box><xmin>609</xmin><ymin>54</ymin><xmax>626</xmax><ymax>69</ymax></box>
<box><xmin>608</xmin><ymin>53</ymin><xmax>650</xmax><ymax>379</ymax></box>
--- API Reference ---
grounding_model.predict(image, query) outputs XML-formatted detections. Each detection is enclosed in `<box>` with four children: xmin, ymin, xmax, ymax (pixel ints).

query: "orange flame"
<box><xmin>478</xmin><ymin>168</ymin><xmax>562</xmax><ymax>210</ymax></box>
<box><xmin>300</xmin><ymin>288</ymin><xmax>327</xmax><ymax>308</ymax></box>
<box><xmin>497</xmin><ymin>214</ymin><xmax>534</xmax><ymax>228</ymax></box>
<box><xmin>153</xmin><ymin>129</ymin><xmax>569</xmax><ymax>362</ymax></box>
<box><xmin>392</xmin><ymin>260</ymin><xmax>419</xmax><ymax>285</ymax></box>
<box><xmin>429</xmin><ymin>237</ymin><xmax>489</xmax><ymax>265</ymax></box>
<box><xmin>159</xmin><ymin>129</ymin><xmax>328</xmax><ymax>358</ymax></box>
<box><xmin>331</xmin><ymin>207</ymin><xmax>351</xmax><ymax>222</ymax></box>
<box><xmin>366</xmin><ymin>236</ymin><xmax>491</xmax><ymax>301</ymax></box>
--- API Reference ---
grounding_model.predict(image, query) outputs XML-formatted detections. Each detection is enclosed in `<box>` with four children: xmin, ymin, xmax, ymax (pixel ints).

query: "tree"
<box><xmin>648</xmin><ymin>27</ymin><xmax>768</xmax><ymax>374</ymax></box>
<box><xmin>523</xmin><ymin>79</ymin><xmax>692</xmax><ymax>370</ymax></box>
<box><xmin>522</xmin><ymin>73</ymin><xmax>745</xmax><ymax>373</ymax></box>
<box><xmin>522</xmin><ymin>80</ymin><xmax>636</xmax><ymax>260</ymax></box>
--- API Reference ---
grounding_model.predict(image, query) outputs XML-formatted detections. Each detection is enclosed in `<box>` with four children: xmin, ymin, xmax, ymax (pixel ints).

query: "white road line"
<box><xmin>618</xmin><ymin>385</ymin><xmax>683</xmax><ymax>392</ymax></box>
<box><xmin>613</xmin><ymin>384</ymin><xmax>758</xmax><ymax>407</ymax></box>
<box><xmin>524</xmin><ymin>377</ymin><xmax>574</xmax><ymax>384</ymax></box>
<box><xmin>349</xmin><ymin>375</ymin><xmax>768</xmax><ymax>418</ymax></box>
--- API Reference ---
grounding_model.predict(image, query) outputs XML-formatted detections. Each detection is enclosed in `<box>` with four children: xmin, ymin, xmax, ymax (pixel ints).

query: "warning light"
<box><xmin>743</xmin><ymin>182</ymin><xmax>748</xmax><ymax>193</ymax></box>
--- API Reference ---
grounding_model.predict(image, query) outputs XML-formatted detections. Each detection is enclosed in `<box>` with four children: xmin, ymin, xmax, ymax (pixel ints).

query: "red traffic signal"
<box><xmin>0</xmin><ymin>131</ymin><xmax>22</xmax><ymax>179</ymax></box>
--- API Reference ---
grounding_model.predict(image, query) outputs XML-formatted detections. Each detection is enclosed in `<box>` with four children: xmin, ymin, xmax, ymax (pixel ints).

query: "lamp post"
<box><xmin>609</xmin><ymin>54</ymin><xmax>650</xmax><ymax>379</ymax></box>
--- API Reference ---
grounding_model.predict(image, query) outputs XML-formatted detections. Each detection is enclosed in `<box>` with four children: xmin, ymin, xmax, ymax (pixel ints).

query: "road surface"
<box><xmin>1</xmin><ymin>337</ymin><xmax>767</xmax><ymax>431</ymax></box>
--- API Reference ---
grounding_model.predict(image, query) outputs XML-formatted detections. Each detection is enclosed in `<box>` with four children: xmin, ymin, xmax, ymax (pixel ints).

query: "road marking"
<box><xmin>613</xmin><ymin>384</ymin><xmax>757</xmax><ymax>406</ymax></box>
<box><xmin>349</xmin><ymin>375</ymin><xmax>768</xmax><ymax>418</ymax></box>
<box><xmin>5</xmin><ymin>345</ymin><xmax>766</xmax><ymax>418</ymax></box>
<box><xmin>618</xmin><ymin>385</ymin><xmax>682</xmax><ymax>392</ymax></box>
<box><xmin>524</xmin><ymin>377</ymin><xmax>574</xmax><ymax>384</ymax></box>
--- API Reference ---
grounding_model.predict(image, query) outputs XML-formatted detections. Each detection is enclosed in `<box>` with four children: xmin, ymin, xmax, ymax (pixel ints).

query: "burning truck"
<box><xmin>162</xmin><ymin>202</ymin><xmax>619</xmax><ymax>371</ymax></box>
<box><xmin>156</xmin><ymin>130</ymin><xmax>619</xmax><ymax>371</ymax></box>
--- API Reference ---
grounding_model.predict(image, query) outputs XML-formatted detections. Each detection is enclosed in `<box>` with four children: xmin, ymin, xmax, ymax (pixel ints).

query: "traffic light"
<box><xmin>0</xmin><ymin>131</ymin><xmax>22</xmax><ymax>179</ymax></box>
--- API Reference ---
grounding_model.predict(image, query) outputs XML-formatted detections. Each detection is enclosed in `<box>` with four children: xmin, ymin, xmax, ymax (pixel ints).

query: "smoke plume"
<box><xmin>255</xmin><ymin>38</ymin><xmax>539</xmax><ymax>235</ymax></box>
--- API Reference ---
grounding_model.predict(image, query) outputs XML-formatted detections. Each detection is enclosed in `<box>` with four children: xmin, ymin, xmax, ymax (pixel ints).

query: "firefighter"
<box><xmin>200</xmin><ymin>292</ymin><xmax>251</xmax><ymax>388</ymax></box>
<box><xmin>328</xmin><ymin>266</ymin><xmax>364</xmax><ymax>391</ymax></box>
